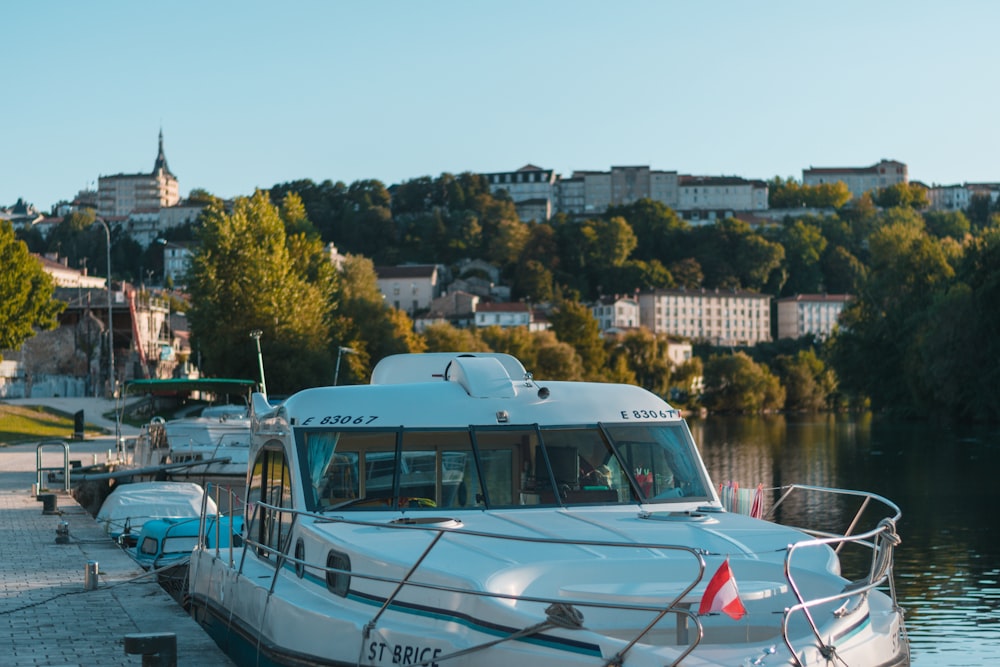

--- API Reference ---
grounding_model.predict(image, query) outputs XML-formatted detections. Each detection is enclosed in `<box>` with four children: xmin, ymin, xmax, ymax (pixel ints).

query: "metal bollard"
<box><xmin>124</xmin><ymin>632</ymin><xmax>177</xmax><ymax>667</ymax></box>
<box><xmin>84</xmin><ymin>560</ymin><xmax>99</xmax><ymax>590</ymax></box>
<box><xmin>37</xmin><ymin>493</ymin><xmax>58</xmax><ymax>515</ymax></box>
<box><xmin>56</xmin><ymin>521</ymin><xmax>70</xmax><ymax>544</ymax></box>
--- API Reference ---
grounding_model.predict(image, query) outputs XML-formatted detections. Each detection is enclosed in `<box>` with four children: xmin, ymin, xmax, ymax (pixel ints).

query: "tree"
<box><xmin>778</xmin><ymin>220</ymin><xmax>828</xmax><ymax>295</ymax></box>
<box><xmin>702</xmin><ymin>352</ymin><xmax>785</xmax><ymax>413</ymax></box>
<box><xmin>548</xmin><ymin>299</ymin><xmax>607</xmax><ymax>380</ymax></box>
<box><xmin>280</xmin><ymin>191</ymin><xmax>319</xmax><ymax>239</ymax></box>
<box><xmin>331</xmin><ymin>254</ymin><xmax>425</xmax><ymax>384</ymax></box>
<box><xmin>830</xmin><ymin>218</ymin><xmax>955</xmax><ymax>412</ymax></box>
<box><xmin>528</xmin><ymin>330</ymin><xmax>586</xmax><ymax>381</ymax></box>
<box><xmin>874</xmin><ymin>183</ymin><xmax>929</xmax><ymax>210</ymax></box>
<box><xmin>615</xmin><ymin>329</ymin><xmax>672</xmax><ymax>395</ymax></box>
<box><xmin>0</xmin><ymin>221</ymin><xmax>65</xmax><ymax>356</ymax></box>
<box><xmin>185</xmin><ymin>191</ymin><xmax>335</xmax><ymax>393</ymax></box>
<box><xmin>767</xmin><ymin>177</ymin><xmax>850</xmax><ymax>209</ymax></box>
<box><xmin>423</xmin><ymin>322</ymin><xmax>488</xmax><ymax>353</ymax></box>
<box><xmin>690</xmin><ymin>218</ymin><xmax>784</xmax><ymax>290</ymax></box>
<box><xmin>774</xmin><ymin>349</ymin><xmax>835</xmax><ymax>411</ymax></box>
<box><xmin>606</xmin><ymin>199</ymin><xmax>687</xmax><ymax>264</ymax></box>
<box><xmin>967</xmin><ymin>193</ymin><xmax>993</xmax><ymax>230</ymax></box>
<box><xmin>668</xmin><ymin>257</ymin><xmax>704</xmax><ymax>288</ymax></box>
<box><xmin>924</xmin><ymin>210</ymin><xmax>971</xmax><ymax>240</ymax></box>
<box><xmin>511</xmin><ymin>259</ymin><xmax>554</xmax><ymax>302</ymax></box>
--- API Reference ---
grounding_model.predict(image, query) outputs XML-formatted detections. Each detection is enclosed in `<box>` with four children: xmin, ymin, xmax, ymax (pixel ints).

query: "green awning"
<box><xmin>124</xmin><ymin>378</ymin><xmax>257</xmax><ymax>396</ymax></box>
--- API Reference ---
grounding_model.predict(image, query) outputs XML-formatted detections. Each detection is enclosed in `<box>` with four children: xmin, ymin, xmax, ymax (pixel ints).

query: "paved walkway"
<box><xmin>0</xmin><ymin>436</ymin><xmax>235</xmax><ymax>666</ymax></box>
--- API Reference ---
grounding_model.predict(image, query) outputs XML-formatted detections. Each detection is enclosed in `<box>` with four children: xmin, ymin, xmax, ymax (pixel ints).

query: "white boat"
<box><xmin>96</xmin><ymin>481</ymin><xmax>217</xmax><ymax>546</ymax></box>
<box><xmin>126</xmin><ymin>378</ymin><xmax>256</xmax><ymax>507</ymax></box>
<box><xmin>188</xmin><ymin>352</ymin><xmax>909</xmax><ymax>667</ymax></box>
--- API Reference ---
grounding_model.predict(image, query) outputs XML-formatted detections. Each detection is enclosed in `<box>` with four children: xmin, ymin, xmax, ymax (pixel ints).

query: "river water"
<box><xmin>688</xmin><ymin>413</ymin><xmax>1000</xmax><ymax>666</ymax></box>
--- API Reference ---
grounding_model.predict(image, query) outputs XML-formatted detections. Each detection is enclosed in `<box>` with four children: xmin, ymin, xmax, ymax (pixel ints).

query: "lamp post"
<box><xmin>250</xmin><ymin>330</ymin><xmax>267</xmax><ymax>398</ymax></box>
<box><xmin>334</xmin><ymin>346</ymin><xmax>356</xmax><ymax>386</ymax></box>
<box><xmin>93</xmin><ymin>219</ymin><xmax>114</xmax><ymax>397</ymax></box>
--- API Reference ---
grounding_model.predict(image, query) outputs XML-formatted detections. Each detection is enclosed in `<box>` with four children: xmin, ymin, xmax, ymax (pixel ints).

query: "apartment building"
<box><xmin>97</xmin><ymin>130</ymin><xmax>180</xmax><ymax>218</ymax></box>
<box><xmin>676</xmin><ymin>176</ymin><xmax>769</xmax><ymax>223</ymax></box>
<box><xmin>775</xmin><ymin>294</ymin><xmax>851</xmax><ymax>340</ymax></box>
<box><xmin>802</xmin><ymin>159</ymin><xmax>907</xmax><ymax>199</ymax></box>
<box><xmin>638</xmin><ymin>287</ymin><xmax>771</xmax><ymax>346</ymax></box>
<box><xmin>926</xmin><ymin>184</ymin><xmax>972</xmax><ymax>211</ymax></box>
<box><xmin>162</xmin><ymin>242</ymin><xmax>193</xmax><ymax>286</ymax></box>
<box><xmin>557</xmin><ymin>166</ymin><xmax>681</xmax><ymax>217</ymax></box>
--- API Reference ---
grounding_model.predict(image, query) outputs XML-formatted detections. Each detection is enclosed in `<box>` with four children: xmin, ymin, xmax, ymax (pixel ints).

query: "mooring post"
<box><xmin>123</xmin><ymin>632</ymin><xmax>177</xmax><ymax>667</ymax></box>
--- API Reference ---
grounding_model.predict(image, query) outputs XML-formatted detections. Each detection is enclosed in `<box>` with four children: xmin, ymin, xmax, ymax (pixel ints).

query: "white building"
<box><xmin>676</xmin><ymin>176</ymin><xmax>769</xmax><ymax>222</ymax></box>
<box><xmin>375</xmin><ymin>265</ymin><xmax>442</xmax><ymax>315</ymax></box>
<box><xmin>925</xmin><ymin>184</ymin><xmax>971</xmax><ymax>212</ymax></box>
<box><xmin>473</xmin><ymin>302</ymin><xmax>548</xmax><ymax>332</ymax></box>
<box><xmin>591</xmin><ymin>296</ymin><xmax>640</xmax><ymax>333</ymax></box>
<box><xmin>638</xmin><ymin>287</ymin><xmax>772</xmax><ymax>347</ymax></box>
<box><xmin>775</xmin><ymin>294</ymin><xmax>851</xmax><ymax>340</ymax></box>
<box><xmin>97</xmin><ymin>130</ymin><xmax>180</xmax><ymax>218</ymax></box>
<box><xmin>34</xmin><ymin>254</ymin><xmax>107</xmax><ymax>289</ymax></box>
<box><xmin>162</xmin><ymin>242</ymin><xmax>193</xmax><ymax>286</ymax></box>
<box><xmin>665</xmin><ymin>340</ymin><xmax>693</xmax><ymax>367</ymax></box>
<box><xmin>483</xmin><ymin>165</ymin><xmax>558</xmax><ymax>221</ymax></box>
<box><xmin>556</xmin><ymin>167</ymin><xmax>680</xmax><ymax>217</ymax></box>
<box><xmin>802</xmin><ymin>159</ymin><xmax>907</xmax><ymax>199</ymax></box>
<box><xmin>558</xmin><ymin>170</ymin><xmax>612</xmax><ymax>217</ymax></box>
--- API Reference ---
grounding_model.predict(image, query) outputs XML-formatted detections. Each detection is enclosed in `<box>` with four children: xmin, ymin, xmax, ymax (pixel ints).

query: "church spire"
<box><xmin>153</xmin><ymin>128</ymin><xmax>173</xmax><ymax>177</ymax></box>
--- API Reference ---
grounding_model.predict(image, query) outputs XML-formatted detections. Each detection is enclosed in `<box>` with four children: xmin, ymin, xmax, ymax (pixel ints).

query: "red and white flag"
<box><xmin>699</xmin><ymin>557</ymin><xmax>746</xmax><ymax>620</ymax></box>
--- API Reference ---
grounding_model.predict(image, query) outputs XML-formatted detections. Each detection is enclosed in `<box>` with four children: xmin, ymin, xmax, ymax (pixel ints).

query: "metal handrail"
<box><xmin>197</xmin><ymin>484</ymin><xmax>904</xmax><ymax>667</ymax></box>
<box><xmin>36</xmin><ymin>440</ymin><xmax>71</xmax><ymax>492</ymax></box>
<box><xmin>201</xmin><ymin>486</ymin><xmax>708</xmax><ymax>665</ymax></box>
<box><xmin>765</xmin><ymin>485</ymin><xmax>903</xmax><ymax>666</ymax></box>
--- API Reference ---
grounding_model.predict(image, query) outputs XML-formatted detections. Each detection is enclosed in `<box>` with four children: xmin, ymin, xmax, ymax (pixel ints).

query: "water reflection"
<box><xmin>690</xmin><ymin>414</ymin><xmax>1000</xmax><ymax>666</ymax></box>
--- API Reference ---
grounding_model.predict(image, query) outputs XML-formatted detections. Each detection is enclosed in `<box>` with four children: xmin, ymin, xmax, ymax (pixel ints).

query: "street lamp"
<box><xmin>249</xmin><ymin>330</ymin><xmax>267</xmax><ymax>398</ymax></box>
<box><xmin>92</xmin><ymin>219</ymin><xmax>114</xmax><ymax>397</ymax></box>
<box><xmin>334</xmin><ymin>346</ymin><xmax>356</xmax><ymax>386</ymax></box>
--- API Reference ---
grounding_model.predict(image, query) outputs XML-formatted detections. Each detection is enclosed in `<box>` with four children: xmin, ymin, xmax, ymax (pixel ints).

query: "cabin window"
<box><xmin>247</xmin><ymin>444</ymin><xmax>294</xmax><ymax>560</ymax></box>
<box><xmin>532</xmin><ymin>427</ymin><xmax>631</xmax><ymax>504</ymax></box>
<box><xmin>139</xmin><ymin>536</ymin><xmax>159</xmax><ymax>556</ymax></box>
<box><xmin>399</xmin><ymin>430</ymin><xmax>481</xmax><ymax>509</ymax></box>
<box><xmin>605</xmin><ymin>423</ymin><xmax>709</xmax><ymax>500</ymax></box>
<box><xmin>299</xmin><ymin>422</ymin><xmax>708</xmax><ymax>510</ymax></box>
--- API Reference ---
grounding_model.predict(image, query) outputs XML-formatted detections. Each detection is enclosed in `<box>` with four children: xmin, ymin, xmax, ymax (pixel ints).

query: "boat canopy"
<box><xmin>125</xmin><ymin>378</ymin><xmax>256</xmax><ymax>396</ymax></box>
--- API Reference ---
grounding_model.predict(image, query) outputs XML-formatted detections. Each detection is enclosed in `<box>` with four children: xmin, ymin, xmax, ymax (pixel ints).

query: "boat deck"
<box><xmin>0</xmin><ymin>442</ymin><xmax>233</xmax><ymax>666</ymax></box>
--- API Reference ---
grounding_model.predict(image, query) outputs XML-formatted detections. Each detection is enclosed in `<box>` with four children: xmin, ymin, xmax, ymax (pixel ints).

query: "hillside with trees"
<box><xmin>11</xmin><ymin>173</ymin><xmax>1000</xmax><ymax>420</ymax></box>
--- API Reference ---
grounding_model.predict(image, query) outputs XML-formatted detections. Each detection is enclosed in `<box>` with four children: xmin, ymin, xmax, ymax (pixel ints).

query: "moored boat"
<box><xmin>96</xmin><ymin>480</ymin><xmax>217</xmax><ymax>547</ymax></box>
<box><xmin>125</xmin><ymin>378</ymin><xmax>256</xmax><ymax>509</ymax></box>
<box><xmin>188</xmin><ymin>352</ymin><xmax>909</xmax><ymax>666</ymax></box>
<box><xmin>133</xmin><ymin>514</ymin><xmax>244</xmax><ymax>571</ymax></box>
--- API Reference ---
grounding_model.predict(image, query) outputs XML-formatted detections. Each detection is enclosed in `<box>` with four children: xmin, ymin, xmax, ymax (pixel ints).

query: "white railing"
<box><xmin>196</xmin><ymin>483</ymin><xmax>905</xmax><ymax>667</ymax></box>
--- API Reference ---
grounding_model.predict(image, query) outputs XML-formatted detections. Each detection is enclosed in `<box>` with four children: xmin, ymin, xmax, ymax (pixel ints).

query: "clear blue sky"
<box><xmin>4</xmin><ymin>1</ymin><xmax>998</xmax><ymax>214</ymax></box>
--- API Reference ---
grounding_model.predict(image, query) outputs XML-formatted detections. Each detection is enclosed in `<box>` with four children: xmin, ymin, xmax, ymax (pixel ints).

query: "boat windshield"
<box><xmin>298</xmin><ymin>422</ymin><xmax>711</xmax><ymax>512</ymax></box>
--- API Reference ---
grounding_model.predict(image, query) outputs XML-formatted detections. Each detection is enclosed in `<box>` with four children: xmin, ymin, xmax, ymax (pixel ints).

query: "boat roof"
<box><xmin>125</xmin><ymin>378</ymin><xmax>256</xmax><ymax>396</ymax></box>
<box><xmin>268</xmin><ymin>353</ymin><xmax>681</xmax><ymax>429</ymax></box>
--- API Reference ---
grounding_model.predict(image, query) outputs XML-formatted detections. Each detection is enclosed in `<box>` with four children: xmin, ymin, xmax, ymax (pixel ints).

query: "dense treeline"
<box><xmin>11</xmin><ymin>172</ymin><xmax>1000</xmax><ymax>420</ymax></box>
<box><xmin>265</xmin><ymin>173</ymin><xmax>1000</xmax><ymax>420</ymax></box>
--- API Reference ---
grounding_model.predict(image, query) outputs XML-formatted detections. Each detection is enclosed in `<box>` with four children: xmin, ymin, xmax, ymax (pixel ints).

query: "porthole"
<box><xmin>326</xmin><ymin>550</ymin><xmax>351</xmax><ymax>597</ymax></box>
<box><xmin>294</xmin><ymin>538</ymin><xmax>305</xmax><ymax>578</ymax></box>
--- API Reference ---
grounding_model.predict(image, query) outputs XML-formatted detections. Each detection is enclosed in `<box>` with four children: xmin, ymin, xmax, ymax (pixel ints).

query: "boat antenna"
<box><xmin>249</xmin><ymin>329</ymin><xmax>268</xmax><ymax>398</ymax></box>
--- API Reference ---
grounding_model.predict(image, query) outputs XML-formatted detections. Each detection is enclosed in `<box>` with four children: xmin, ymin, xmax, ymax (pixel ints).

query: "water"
<box><xmin>689</xmin><ymin>413</ymin><xmax>1000</xmax><ymax>666</ymax></box>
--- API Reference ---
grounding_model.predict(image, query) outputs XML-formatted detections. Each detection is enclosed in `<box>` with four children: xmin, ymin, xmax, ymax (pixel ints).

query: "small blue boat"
<box><xmin>133</xmin><ymin>515</ymin><xmax>243</xmax><ymax>570</ymax></box>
